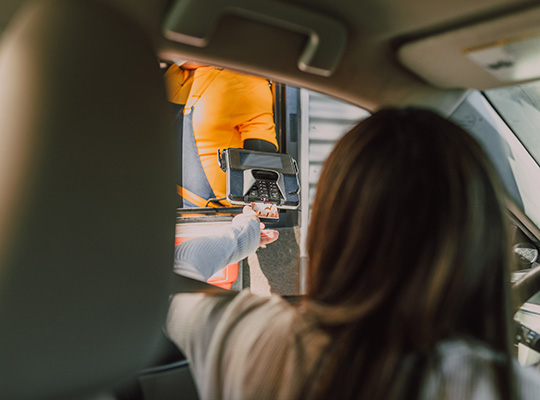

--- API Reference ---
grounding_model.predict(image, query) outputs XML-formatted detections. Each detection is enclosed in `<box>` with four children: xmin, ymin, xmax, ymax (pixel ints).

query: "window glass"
<box><xmin>481</xmin><ymin>85</ymin><xmax>540</xmax><ymax>231</ymax></box>
<box><xmin>485</xmin><ymin>83</ymin><xmax>540</xmax><ymax>166</ymax></box>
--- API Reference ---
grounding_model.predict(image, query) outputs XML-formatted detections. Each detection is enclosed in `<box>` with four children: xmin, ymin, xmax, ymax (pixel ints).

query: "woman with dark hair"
<box><xmin>167</xmin><ymin>108</ymin><xmax>540</xmax><ymax>399</ymax></box>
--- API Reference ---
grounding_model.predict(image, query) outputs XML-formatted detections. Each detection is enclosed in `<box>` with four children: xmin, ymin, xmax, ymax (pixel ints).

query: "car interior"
<box><xmin>2</xmin><ymin>0</ymin><xmax>540</xmax><ymax>399</ymax></box>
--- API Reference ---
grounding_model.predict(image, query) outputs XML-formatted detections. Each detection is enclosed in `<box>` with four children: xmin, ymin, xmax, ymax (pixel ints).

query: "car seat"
<box><xmin>0</xmin><ymin>0</ymin><xmax>176</xmax><ymax>398</ymax></box>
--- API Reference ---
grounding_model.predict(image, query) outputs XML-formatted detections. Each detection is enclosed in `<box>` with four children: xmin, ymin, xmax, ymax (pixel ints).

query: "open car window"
<box><xmin>172</xmin><ymin>75</ymin><xmax>370</xmax><ymax>295</ymax></box>
<box><xmin>165</xmin><ymin>62</ymin><xmax>370</xmax><ymax>220</ymax></box>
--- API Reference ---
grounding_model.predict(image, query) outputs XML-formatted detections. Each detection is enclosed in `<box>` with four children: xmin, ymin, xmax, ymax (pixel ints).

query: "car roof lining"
<box><xmin>153</xmin><ymin>0</ymin><xmax>539</xmax><ymax>113</ymax></box>
<box><xmin>1</xmin><ymin>0</ymin><xmax>537</xmax><ymax>113</ymax></box>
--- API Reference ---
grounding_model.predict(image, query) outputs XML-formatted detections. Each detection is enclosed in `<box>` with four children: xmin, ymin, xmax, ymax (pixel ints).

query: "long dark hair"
<box><xmin>304</xmin><ymin>108</ymin><xmax>515</xmax><ymax>399</ymax></box>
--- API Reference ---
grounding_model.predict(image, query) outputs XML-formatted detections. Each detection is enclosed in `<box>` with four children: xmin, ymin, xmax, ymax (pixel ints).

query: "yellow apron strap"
<box><xmin>177</xmin><ymin>185</ymin><xmax>220</xmax><ymax>208</ymax></box>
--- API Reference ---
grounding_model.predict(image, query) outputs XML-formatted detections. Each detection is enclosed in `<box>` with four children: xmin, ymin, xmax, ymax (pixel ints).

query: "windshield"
<box><xmin>452</xmin><ymin>88</ymin><xmax>540</xmax><ymax>231</ymax></box>
<box><xmin>482</xmin><ymin>85</ymin><xmax>540</xmax><ymax>231</ymax></box>
<box><xmin>485</xmin><ymin>83</ymin><xmax>540</xmax><ymax>166</ymax></box>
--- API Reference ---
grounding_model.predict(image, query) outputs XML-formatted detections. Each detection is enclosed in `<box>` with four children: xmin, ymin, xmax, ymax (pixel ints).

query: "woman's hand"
<box><xmin>241</xmin><ymin>206</ymin><xmax>279</xmax><ymax>246</ymax></box>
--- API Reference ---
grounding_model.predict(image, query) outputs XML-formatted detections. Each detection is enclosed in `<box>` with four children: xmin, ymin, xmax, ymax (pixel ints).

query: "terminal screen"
<box><xmin>239</xmin><ymin>153</ymin><xmax>283</xmax><ymax>169</ymax></box>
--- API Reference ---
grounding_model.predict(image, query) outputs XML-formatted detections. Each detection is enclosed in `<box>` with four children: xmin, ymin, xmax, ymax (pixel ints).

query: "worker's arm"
<box><xmin>231</xmin><ymin>77</ymin><xmax>279</xmax><ymax>151</ymax></box>
<box><xmin>243</xmin><ymin>138</ymin><xmax>277</xmax><ymax>152</ymax></box>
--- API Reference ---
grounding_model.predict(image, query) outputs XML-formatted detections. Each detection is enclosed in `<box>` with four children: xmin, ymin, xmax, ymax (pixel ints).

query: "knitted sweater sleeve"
<box><xmin>174</xmin><ymin>214</ymin><xmax>260</xmax><ymax>281</ymax></box>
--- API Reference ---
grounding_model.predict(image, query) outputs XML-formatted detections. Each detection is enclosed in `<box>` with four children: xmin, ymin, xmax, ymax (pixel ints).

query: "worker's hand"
<box><xmin>242</xmin><ymin>206</ymin><xmax>279</xmax><ymax>246</ymax></box>
<box><xmin>259</xmin><ymin>222</ymin><xmax>279</xmax><ymax>246</ymax></box>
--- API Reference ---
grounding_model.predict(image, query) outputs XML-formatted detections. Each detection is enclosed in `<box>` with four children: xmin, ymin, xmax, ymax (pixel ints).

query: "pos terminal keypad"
<box><xmin>248</xmin><ymin>180</ymin><xmax>282</xmax><ymax>201</ymax></box>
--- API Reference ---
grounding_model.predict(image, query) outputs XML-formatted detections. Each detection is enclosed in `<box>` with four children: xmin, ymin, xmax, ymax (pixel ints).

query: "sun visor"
<box><xmin>398</xmin><ymin>6</ymin><xmax>540</xmax><ymax>90</ymax></box>
<box><xmin>162</xmin><ymin>0</ymin><xmax>346</xmax><ymax>77</ymax></box>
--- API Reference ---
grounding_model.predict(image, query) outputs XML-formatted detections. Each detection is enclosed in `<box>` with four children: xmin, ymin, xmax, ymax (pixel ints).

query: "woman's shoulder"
<box><xmin>435</xmin><ymin>339</ymin><xmax>503</xmax><ymax>363</ymax></box>
<box><xmin>517</xmin><ymin>361</ymin><xmax>540</xmax><ymax>399</ymax></box>
<box><xmin>169</xmin><ymin>289</ymin><xmax>298</xmax><ymax>336</ymax></box>
<box><xmin>431</xmin><ymin>339</ymin><xmax>540</xmax><ymax>399</ymax></box>
<box><xmin>220</xmin><ymin>289</ymin><xmax>300</xmax><ymax>330</ymax></box>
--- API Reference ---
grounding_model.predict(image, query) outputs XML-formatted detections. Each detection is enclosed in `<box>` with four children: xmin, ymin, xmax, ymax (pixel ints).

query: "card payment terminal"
<box><xmin>218</xmin><ymin>149</ymin><xmax>300</xmax><ymax>209</ymax></box>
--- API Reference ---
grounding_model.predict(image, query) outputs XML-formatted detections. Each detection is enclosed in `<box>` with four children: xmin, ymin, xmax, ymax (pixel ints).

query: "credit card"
<box><xmin>251</xmin><ymin>202</ymin><xmax>279</xmax><ymax>220</ymax></box>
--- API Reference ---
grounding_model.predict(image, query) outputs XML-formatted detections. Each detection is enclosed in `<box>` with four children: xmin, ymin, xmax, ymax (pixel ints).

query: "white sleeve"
<box><xmin>174</xmin><ymin>214</ymin><xmax>260</xmax><ymax>281</ymax></box>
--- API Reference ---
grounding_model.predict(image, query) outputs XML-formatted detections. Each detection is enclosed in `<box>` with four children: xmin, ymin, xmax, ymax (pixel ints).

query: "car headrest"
<box><xmin>0</xmin><ymin>0</ymin><xmax>176</xmax><ymax>398</ymax></box>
